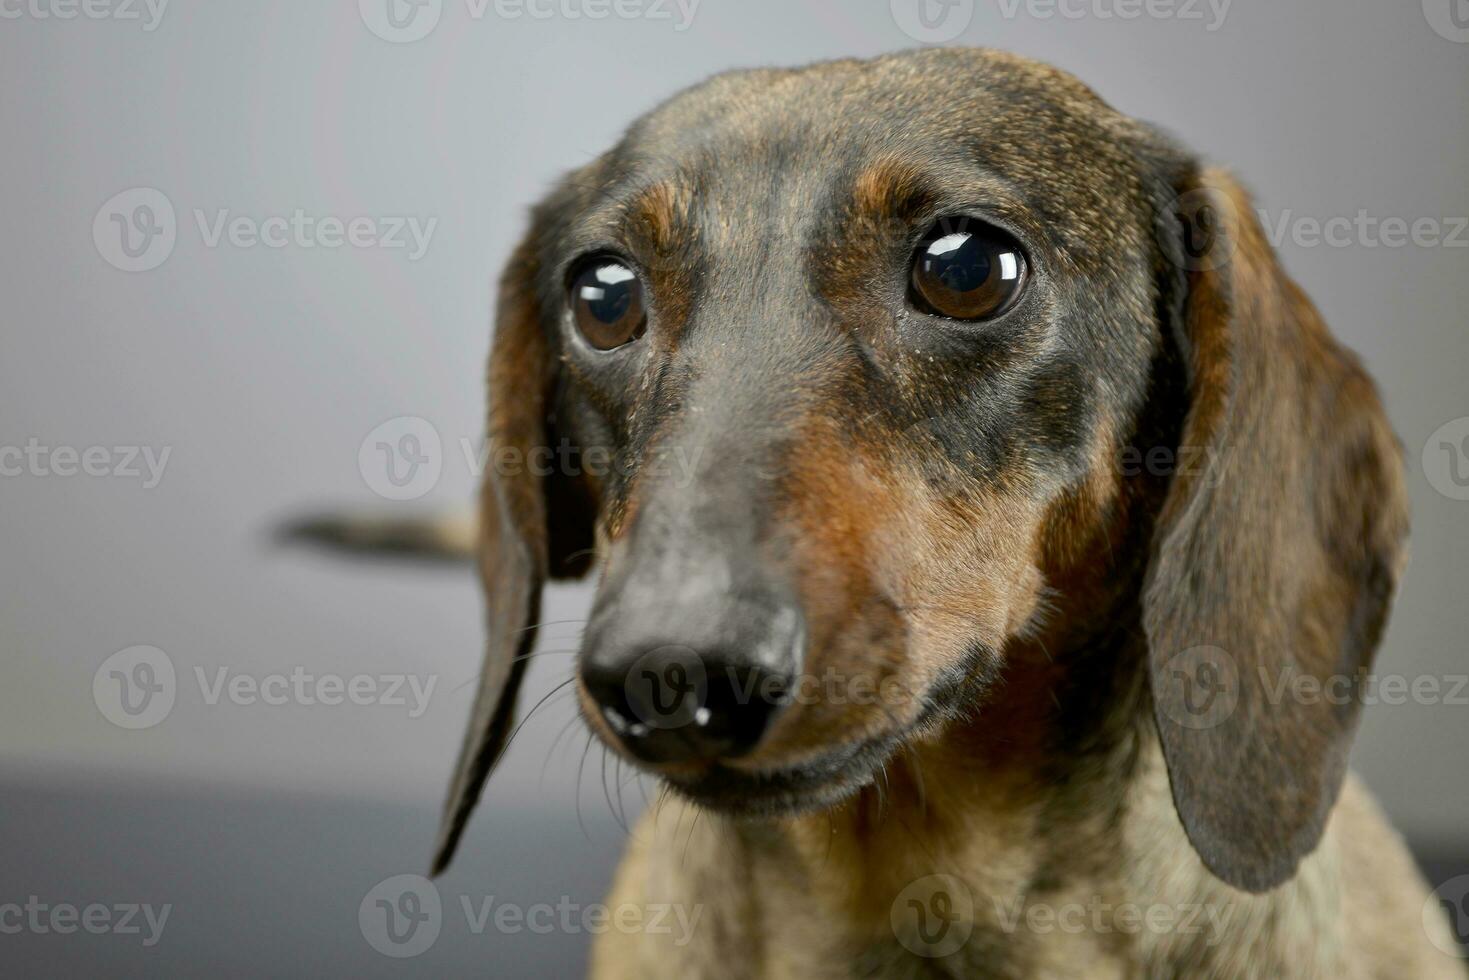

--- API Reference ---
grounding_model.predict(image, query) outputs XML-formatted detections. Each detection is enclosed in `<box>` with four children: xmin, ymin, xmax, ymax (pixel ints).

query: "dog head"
<box><xmin>433</xmin><ymin>49</ymin><xmax>1408</xmax><ymax>895</ymax></box>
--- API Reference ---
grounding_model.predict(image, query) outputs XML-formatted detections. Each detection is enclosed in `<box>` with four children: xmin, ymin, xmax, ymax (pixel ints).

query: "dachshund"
<box><xmin>299</xmin><ymin>48</ymin><xmax>1464</xmax><ymax>978</ymax></box>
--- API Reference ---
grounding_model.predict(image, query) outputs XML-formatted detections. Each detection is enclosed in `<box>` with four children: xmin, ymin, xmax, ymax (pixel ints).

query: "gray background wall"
<box><xmin>2</xmin><ymin>0</ymin><xmax>1466</xmax><ymax>974</ymax></box>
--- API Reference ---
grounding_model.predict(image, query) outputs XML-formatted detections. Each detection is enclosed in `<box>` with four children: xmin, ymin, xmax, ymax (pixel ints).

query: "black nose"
<box><xmin>584</xmin><ymin>647</ymin><xmax>793</xmax><ymax>764</ymax></box>
<box><xmin>582</xmin><ymin>596</ymin><xmax>804</xmax><ymax>765</ymax></box>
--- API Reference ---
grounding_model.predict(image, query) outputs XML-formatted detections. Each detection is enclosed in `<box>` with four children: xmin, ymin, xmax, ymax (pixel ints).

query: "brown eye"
<box><xmin>571</xmin><ymin>257</ymin><xmax>647</xmax><ymax>350</ymax></box>
<box><xmin>909</xmin><ymin>219</ymin><xmax>1027</xmax><ymax>320</ymax></box>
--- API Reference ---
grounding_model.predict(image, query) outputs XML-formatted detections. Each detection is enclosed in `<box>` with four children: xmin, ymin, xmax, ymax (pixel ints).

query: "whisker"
<box><xmin>542</xmin><ymin>708</ymin><xmax>588</xmax><ymax>793</ymax></box>
<box><xmin>652</xmin><ymin>783</ymin><xmax>672</xmax><ymax>835</ymax></box>
<box><xmin>448</xmin><ymin>651</ymin><xmax>579</xmax><ymax>696</ymax></box>
<box><xmin>513</xmin><ymin>618</ymin><xmax>589</xmax><ymax>636</ymax></box>
<box><xmin>876</xmin><ymin>763</ymin><xmax>891</xmax><ymax>826</ymax></box>
<box><xmin>907</xmin><ymin>746</ymin><xmax>928</xmax><ymax>818</ymax></box>
<box><xmin>508</xmin><ymin>648</ymin><xmax>580</xmax><ymax>667</ymax></box>
<box><xmin>680</xmin><ymin>807</ymin><xmax>704</xmax><ymax>867</ymax></box>
<box><xmin>490</xmin><ymin>675</ymin><xmax>578</xmax><ymax>767</ymax></box>
<box><xmin>600</xmin><ymin>745</ymin><xmax>630</xmax><ymax>835</ymax></box>
<box><xmin>575</xmin><ymin>731</ymin><xmax>596</xmax><ymax>842</ymax></box>
<box><xmin>668</xmin><ymin>789</ymin><xmax>688</xmax><ymax>846</ymax></box>
<box><xmin>892</xmin><ymin>807</ymin><xmax>940</xmax><ymax>866</ymax></box>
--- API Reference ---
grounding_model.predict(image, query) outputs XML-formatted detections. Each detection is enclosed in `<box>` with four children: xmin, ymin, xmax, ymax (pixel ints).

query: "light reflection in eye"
<box><xmin>929</xmin><ymin>232</ymin><xmax>970</xmax><ymax>257</ymax></box>
<box><xmin>999</xmin><ymin>251</ymin><xmax>1019</xmax><ymax>281</ymax></box>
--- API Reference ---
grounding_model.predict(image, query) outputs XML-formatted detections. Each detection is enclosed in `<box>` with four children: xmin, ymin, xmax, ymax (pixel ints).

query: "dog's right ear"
<box><xmin>431</xmin><ymin>223</ymin><xmax>598</xmax><ymax>876</ymax></box>
<box><xmin>1141</xmin><ymin>160</ymin><xmax>1409</xmax><ymax>894</ymax></box>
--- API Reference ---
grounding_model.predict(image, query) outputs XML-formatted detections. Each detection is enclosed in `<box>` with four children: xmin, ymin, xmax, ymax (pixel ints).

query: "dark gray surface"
<box><xmin>0</xmin><ymin>774</ymin><xmax>627</xmax><ymax>978</ymax></box>
<box><xmin>1</xmin><ymin>772</ymin><xmax>1464</xmax><ymax>977</ymax></box>
<box><xmin>0</xmin><ymin>775</ymin><xmax>1463</xmax><ymax>975</ymax></box>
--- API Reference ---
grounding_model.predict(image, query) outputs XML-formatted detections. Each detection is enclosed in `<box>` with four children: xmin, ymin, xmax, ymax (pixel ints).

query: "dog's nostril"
<box><xmin>584</xmin><ymin>646</ymin><xmax>791</xmax><ymax>766</ymax></box>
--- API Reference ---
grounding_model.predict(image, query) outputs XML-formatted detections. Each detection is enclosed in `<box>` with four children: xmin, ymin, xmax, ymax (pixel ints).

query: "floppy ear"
<box><xmin>1144</xmin><ymin>166</ymin><xmax>1409</xmax><ymax>893</ymax></box>
<box><xmin>431</xmin><ymin>229</ymin><xmax>597</xmax><ymax>876</ymax></box>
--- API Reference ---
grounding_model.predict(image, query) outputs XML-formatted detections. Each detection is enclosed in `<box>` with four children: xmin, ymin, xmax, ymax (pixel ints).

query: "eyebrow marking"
<box><xmin>595</xmin><ymin>173</ymin><xmax>701</xmax><ymax>337</ymax></box>
<box><xmin>851</xmin><ymin>154</ymin><xmax>934</xmax><ymax>219</ymax></box>
<box><xmin>626</xmin><ymin>177</ymin><xmax>698</xmax><ymax>257</ymax></box>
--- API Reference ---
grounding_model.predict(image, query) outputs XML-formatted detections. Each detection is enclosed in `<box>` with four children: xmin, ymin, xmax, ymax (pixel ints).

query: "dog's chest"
<box><xmin>727</xmin><ymin>808</ymin><xmax>1139</xmax><ymax>979</ymax></box>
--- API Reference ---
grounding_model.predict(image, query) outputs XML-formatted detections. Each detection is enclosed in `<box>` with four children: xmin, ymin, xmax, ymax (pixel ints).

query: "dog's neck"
<box><xmin>767</xmin><ymin>619</ymin><xmax>1156</xmax><ymax>916</ymax></box>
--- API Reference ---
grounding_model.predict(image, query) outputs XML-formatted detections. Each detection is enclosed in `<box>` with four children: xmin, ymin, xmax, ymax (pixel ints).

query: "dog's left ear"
<box><xmin>431</xmin><ymin>227</ymin><xmax>597</xmax><ymax>876</ymax></box>
<box><xmin>1143</xmin><ymin>164</ymin><xmax>1409</xmax><ymax>893</ymax></box>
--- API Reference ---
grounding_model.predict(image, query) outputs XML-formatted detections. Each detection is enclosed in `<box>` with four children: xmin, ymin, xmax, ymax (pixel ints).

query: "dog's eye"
<box><xmin>909</xmin><ymin>219</ymin><xmax>1027</xmax><ymax>320</ymax></box>
<box><xmin>570</xmin><ymin>257</ymin><xmax>647</xmax><ymax>350</ymax></box>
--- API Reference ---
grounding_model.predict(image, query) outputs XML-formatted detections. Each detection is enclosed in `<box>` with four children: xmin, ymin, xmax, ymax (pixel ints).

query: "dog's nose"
<box><xmin>583</xmin><ymin>648</ymin><xmax>794</xmax><ymax>764</ymax></box>
<box><xmin>582</xmin><ymin>597</ymin><xmax>804</xmax><ymax>766</ymax></box>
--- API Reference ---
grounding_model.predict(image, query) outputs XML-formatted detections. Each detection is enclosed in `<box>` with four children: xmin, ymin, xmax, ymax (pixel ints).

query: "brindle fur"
<box><xmin>436</xmin><ymin>49</ymin><xmax>1464</xmax><ymax>978</ymax></box>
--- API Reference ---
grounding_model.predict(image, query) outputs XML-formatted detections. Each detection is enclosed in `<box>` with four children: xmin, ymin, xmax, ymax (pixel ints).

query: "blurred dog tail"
<box><xmin>277</xmin><ymin>510</ymin><xmax>476</xmax><ymax>563</ymax></box>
